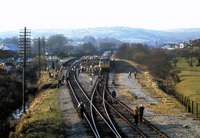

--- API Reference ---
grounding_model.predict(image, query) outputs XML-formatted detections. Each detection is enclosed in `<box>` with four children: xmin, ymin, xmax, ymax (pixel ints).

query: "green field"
<box><xmin>174</xmin><ymin>58</ymin><xmax>200</xmax><ymax>102</ymax></box>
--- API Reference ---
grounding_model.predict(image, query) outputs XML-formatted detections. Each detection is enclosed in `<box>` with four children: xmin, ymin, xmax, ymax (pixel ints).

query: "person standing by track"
<box><xmin>90</xmin><ymin>77</ymin><xmax>93</xmax><ymax>86</ymax></box>
<box><xmin>128</xmin><ymin>71</ymin><xmax>131</xmax><ymax>78</ymax></box>
<box><xmin>134</xmin><ymin>71</ymin><xmax>137</xmax><ymax>78</ymax></box>
<box><xmin>133</xmin><ymin>106</ymin><xmax>139</xmax><ymax>125</ymax></box>
<box><xmin>78</xmin><ymin>101</ymin><xmax>86</xmax><ymax>119</ymax></box>
<box><xmin>139</xmin><ymin>104</ymin><xmax>145</xmax><ymax>122</ymax></box>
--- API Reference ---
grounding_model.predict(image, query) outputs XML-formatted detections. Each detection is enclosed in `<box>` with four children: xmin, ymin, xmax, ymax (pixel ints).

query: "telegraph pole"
<box><xmin>38</xmin><ymin>37</ymin><xmax>41</xmax><ymax>77</ymax></box>
<box><xmin>42</xmin><ymin>36</ymin><xmax>45</xmax><ymax>56</ymax></box>
<box><xmin>51</xmin><ymin>44</ymin><xmax>53</xmax><ymax>59</ymax></box>
<box><xmin>19</xmin><ymin>27</ymin><xmax>31</xmax><ymax>113</ymax></box>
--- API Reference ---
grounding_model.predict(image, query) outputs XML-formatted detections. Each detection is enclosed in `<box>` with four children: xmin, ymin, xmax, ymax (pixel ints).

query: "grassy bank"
<box><xmin>174</xmin><ymin>58</ymin><xmax>200</xmax><ymax>102</ymax></box>
<box><xmin>10</xmin><ymin>71</ymin><xmax>65</xmax><ymax>137</ymax></box>
<box><xmin>119</xmin><ymin>57</ymin><xmax>200</xmax><ymax>116</ymax></box>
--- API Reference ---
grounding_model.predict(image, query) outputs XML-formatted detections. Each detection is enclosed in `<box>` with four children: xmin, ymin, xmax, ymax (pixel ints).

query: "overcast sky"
<box><xmin>1</xmin><ymin>0</ymin><xmax>199</xmax><ymax>32</ymax></box>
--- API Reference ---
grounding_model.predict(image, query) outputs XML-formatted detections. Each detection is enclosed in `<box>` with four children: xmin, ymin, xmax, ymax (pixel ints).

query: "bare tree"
<box><xmin>47</xmin><ymin>34</ymin><xmax>67</xmax><ymax>55</ymax></box>
<box><xmin>193</xmin><ymin>47</ymin><xmax>200</xmax><ymax>66</ymax></box>
<box><xmin>167</xmin><ymin>49</ymin><xmax>181</xmax><ymax>67</ymax></box>
<box><xmin>81</xmin><ymin>42</ymin><xmax>97</xmax><ymax>55</ymax></box>
<box><xmin>183</xmin><ymin>48</ymin><xmax>194</xmax><ymax>66</ymax></box>
<box><xmin>115</xmin><ymin>43</ymin><xmax>129</xmax><ymax>59</ymax></box>
<box><xmin>147</xmin><ymin>49</ymin><xmax>171</xmax><ymax>79</ymax></box>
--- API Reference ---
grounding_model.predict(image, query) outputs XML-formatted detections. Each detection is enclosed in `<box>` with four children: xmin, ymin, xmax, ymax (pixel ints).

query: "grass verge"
<box><xmin>10</xmin><ymin>71</ymin><xmax>65</xmax><ymax>138</ymax></box>
<box><xmin>116</xmin><ymin>58</ymin><xmax>188</xmax><ymax>115</ymax></box>
<box><xmin>173</xmin><ymin>58</ymin><xmax>200</xmax><ymax>102</ymax></box>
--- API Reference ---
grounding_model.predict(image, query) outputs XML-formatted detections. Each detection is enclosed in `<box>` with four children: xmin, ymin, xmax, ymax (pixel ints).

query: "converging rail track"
<box><xmin>67</xmin><ymin>62</ymin><xmax>119</xmax><ymax>137</ymax></box>
<box><xmin>65</xmin><ymin>59</ymin><xmax>169</xmax><ymax>138</ymax></box>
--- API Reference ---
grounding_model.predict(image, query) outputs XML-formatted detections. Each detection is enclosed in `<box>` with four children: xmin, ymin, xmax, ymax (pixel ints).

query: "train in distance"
<box><xmin>99</xmin><ymin>56</ymin><xmax>110</xmax><ymax>70</ymax></box>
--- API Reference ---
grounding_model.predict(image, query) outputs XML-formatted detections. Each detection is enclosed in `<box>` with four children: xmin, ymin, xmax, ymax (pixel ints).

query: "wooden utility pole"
<box><xmin>42</xmin><ymin>36</ymin><xmax>45</xmax><ymax>56</ymax></box>
<box><xmin>19</xmin><ymin>27</ymin><xmax>31</xmax><ymax>113</ymax></box>
<box><xmin>38</xmin><ymin>37</ymin><xmax>41</xmax><ymax>77</ymax></box>
<box><xmin>51</xmin><ymin>44</ymin><xmax>53</xmax><ymax>58</ymax></box>
<box><xmin>22</xmin><ymin>28</ymin><xmax>27</xmax><ymax>113</ymax></box>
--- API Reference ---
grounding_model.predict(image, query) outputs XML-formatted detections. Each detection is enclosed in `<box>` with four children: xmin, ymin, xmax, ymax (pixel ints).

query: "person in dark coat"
<box><xmin>111</xmin><ymin>79</ymin><xmax>116</xmax><ymax>86</ymax></box>
<box><xmin>49</xmin><ymin>72</ymin><xmax>51</xmax><ymax>78</ymax></box>
<box><xmin>62</xmin><ymin>75</ymin><xmax>65</xmax><ymax>82</ymax></box>
<box><xmin>139</xmin><ymin>104</ymin><xmax>145</xmax><ymax>122</ymax></box>
<box><xmin>78</xmin><ymin>101</ymin><xmax>86</xmax><ymax>119</ymax></box>
<box><xmin>128</xmin><ymin>71</ymin><xmax>131</xmax><ymax>78</ymax></box>
<box><xmin>58</xmin><ymin>79</ymin><xmax>62</xmax><ymax>87</ymax></box>
<box><xmin>134</xmin><ymin>71</ymin><xmax>137</xmax><ymax>78</ymax></box>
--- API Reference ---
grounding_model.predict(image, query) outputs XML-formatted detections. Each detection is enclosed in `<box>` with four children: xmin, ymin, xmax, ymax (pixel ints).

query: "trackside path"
<box><xmin>59</xmin><ymin>68</ymin><xmax>200</xmax><ymax>137</ymax></box>
<box><xmin>58</xmin><ymin>69</ymin><xmax>88</xmax><ymax>137</ymax></box>
<box><xmin>111</xmin><ymin>72</ymin><xmax>200</xmax><ymax>138</ymax></box>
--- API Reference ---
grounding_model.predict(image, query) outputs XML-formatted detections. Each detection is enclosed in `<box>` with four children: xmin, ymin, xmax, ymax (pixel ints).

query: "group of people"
<box><xmin>78</xmin><ymin>91</ymin><xmax>145</xmax><ymax>126</ymax></box>
<box><xmin>48</xmin><ymin>71</ymin><xmax>59</xmax><ymax>79</ymax></box>
<box><xmin>128</xmin><ymin>71</ymin><xmax>137</xmax><ymax>78</ymax></box>
<box><xmin>133</xmin><ymin>104</ymin><xmax>145</xmax><ymax>125</ymax></box>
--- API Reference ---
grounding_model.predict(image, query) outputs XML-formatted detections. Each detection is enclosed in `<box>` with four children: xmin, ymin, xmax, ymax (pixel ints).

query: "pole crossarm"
<box><xmin>19</xmin><ymin>27</ymin><xmax>31</xmax><ymax>113</ymax></box>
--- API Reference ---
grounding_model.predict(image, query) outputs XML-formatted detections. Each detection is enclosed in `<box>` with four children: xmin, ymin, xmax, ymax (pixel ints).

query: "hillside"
<box><xmin>1</xmin><ymin>27</ymin><xmax>200</xmax><ymax>46</ymax></box>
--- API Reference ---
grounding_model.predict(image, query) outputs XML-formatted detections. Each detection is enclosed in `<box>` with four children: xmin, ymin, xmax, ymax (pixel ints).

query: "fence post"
<box><xmin>192</xmin><ymin>101</ymin><xmax>194</xmax><ymax>114</ymax></box>
<box><xmin>188</xmin><ymin>99</ymin><xmax>191</xmax><ymax>112</ymax></box>
<box><xmin>180</xmin><ymin>94</ymin><xmax>182</xmax><ymax>104</ymax></box>
<box><xmin>184</xmin><ymin>96</ymin><xmax>187</xmax><ymax>107</ymax></box>
<box><xmin>196</xmin><ymin>103</ymin><xmax>198</xmax><ymax>117</ymax></box>
<box><xmin>182</xmin><ymin>95</ymin><xmax>184</xmax><ymax>105</ymax></box>
<box><xmin>181</xmin><ymin>94</ymin><xmax>184</xmax><ymax>104</ymax></box>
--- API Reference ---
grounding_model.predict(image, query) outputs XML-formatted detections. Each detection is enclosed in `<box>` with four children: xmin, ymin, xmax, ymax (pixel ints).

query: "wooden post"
<box><xmin>22</xmin><ymin>27</ymin><xmax>27</xmax><ymax>113</ymax></box>
<box><xmin>192</xmin><ymin>101</ymin><xmax>194</xmax><ymax>114</ymax></box>
<box><xmin>178</xmin><ymin>93</ymin><xmax>180</xmax><ymax>102</ymax></box>
<box><xmin>196</xmin><ymin>103</ymin><xmax>198</xmax><ymax>117</ymax></box>
<box><xmin>188</xmin><ymin>99</ymin><xmax>191</xmax><ymax>112</ymax></box>
<box><xmin>181</xmin><ymin>94</ymin><xmax>183</xmax><ymax>104</ymax></box>
<box><xmin>184</xmin><ymin>96</ymin><xmax>186</xmax><ymax>107</ymax></box>
<box><xmin>38</xmin><ymin>37</ymin><xmax>41</xmax><ymax>77</ymax></box>
<box><xmin>42</xmin><ymin>36</ymin><xmax>45</xmax><ymax>56</ymax></box>
<box><xmin>19</xmin><ymin>27</ymin><xmax>31</xmax><ymax>113</ymax></box>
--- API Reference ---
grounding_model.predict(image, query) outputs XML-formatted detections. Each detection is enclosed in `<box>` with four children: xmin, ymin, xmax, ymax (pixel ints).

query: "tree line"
<box><xmin>115</xmin><ymin>41</ymin><xmax>200</xmax><ymax>82</ymax></box>
<box><xmin>0</xmin><ymin>34</ymin><xmax>122</xmax><ymax>58</ymax></box>
<box><xmin>1</xmin><ymin>35</ymin><xmax>200</xmax><ymax>79</ymax></box>
<box><xmin>115</xmin><ymin>43</ymin><xmax>172</xmax><ymax>80</ymax></box>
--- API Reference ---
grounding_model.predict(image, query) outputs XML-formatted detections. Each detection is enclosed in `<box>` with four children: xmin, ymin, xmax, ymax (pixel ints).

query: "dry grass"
<box><xmin>10</xmin><ymin>71</ymin><xmax>65</xmax><ymax>138</ymax></box>
<box><xmin>115</xmin><ymin>58</ymin><xmax>188</xmax><ymax>115</ymax></box>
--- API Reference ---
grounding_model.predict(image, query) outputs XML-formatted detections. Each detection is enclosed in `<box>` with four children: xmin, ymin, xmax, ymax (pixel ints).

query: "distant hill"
<box><xmin>1</xmin><ymin>27</ymin><xmax>200</xmax><ymax>46</ymax></box>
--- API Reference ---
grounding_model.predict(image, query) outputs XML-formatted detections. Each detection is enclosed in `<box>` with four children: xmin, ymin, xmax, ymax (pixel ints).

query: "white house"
<box><xmin>180</xmin><ymin>41</ymin><xmax>188</xmax><ymax>48</ymax></box>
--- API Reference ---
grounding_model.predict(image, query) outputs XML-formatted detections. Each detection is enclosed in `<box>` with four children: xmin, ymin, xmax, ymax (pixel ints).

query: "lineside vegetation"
<box><xmin>10</xmin><ymin>71</ymin><xmax>65</xmax><ymax>137</ymax></box>
<box><xmin>115</xmin><ymin>42</ymin><xmax>200</xmax><ymax>114</ymax></box>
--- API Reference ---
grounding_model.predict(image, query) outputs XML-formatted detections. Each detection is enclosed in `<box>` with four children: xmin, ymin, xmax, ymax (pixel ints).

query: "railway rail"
<box><xmin>65</xmin><ymin>59</ymin><xmax>169</xmax><ymax>138</ymax></box>
<box><xmin>67</xmin><ymin>63</ymin><xmax>119</xmax><ymax>137</ymax></box>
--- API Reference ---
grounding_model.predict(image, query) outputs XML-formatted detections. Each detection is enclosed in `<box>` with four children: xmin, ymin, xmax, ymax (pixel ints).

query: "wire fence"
<box><xmin>174</xmin><ymin>92</ymin><xmax>199</xmax><ymax>117</ymax></box>
<box><xmin>159</xmin><ymin>84</ymin><xmax>199</xmax><ymax>117</ymax></box>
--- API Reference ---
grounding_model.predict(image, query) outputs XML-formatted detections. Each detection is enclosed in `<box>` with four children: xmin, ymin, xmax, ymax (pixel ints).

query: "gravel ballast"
<box><xmin>59</xmin><ymin>68</ymin><xmax>200</xmax><ymax>138</ymax></box>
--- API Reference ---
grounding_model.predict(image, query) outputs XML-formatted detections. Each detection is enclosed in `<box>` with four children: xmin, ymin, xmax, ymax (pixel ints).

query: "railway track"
<box><xmin>66</xmin><ymin>60</ymin><xmax>169</xmax><ymax>138</ymax></box>
<box><xmin>67</xmin><ymin>65</ymin><xmax>119</xmax><ymax>137</ymax></box>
